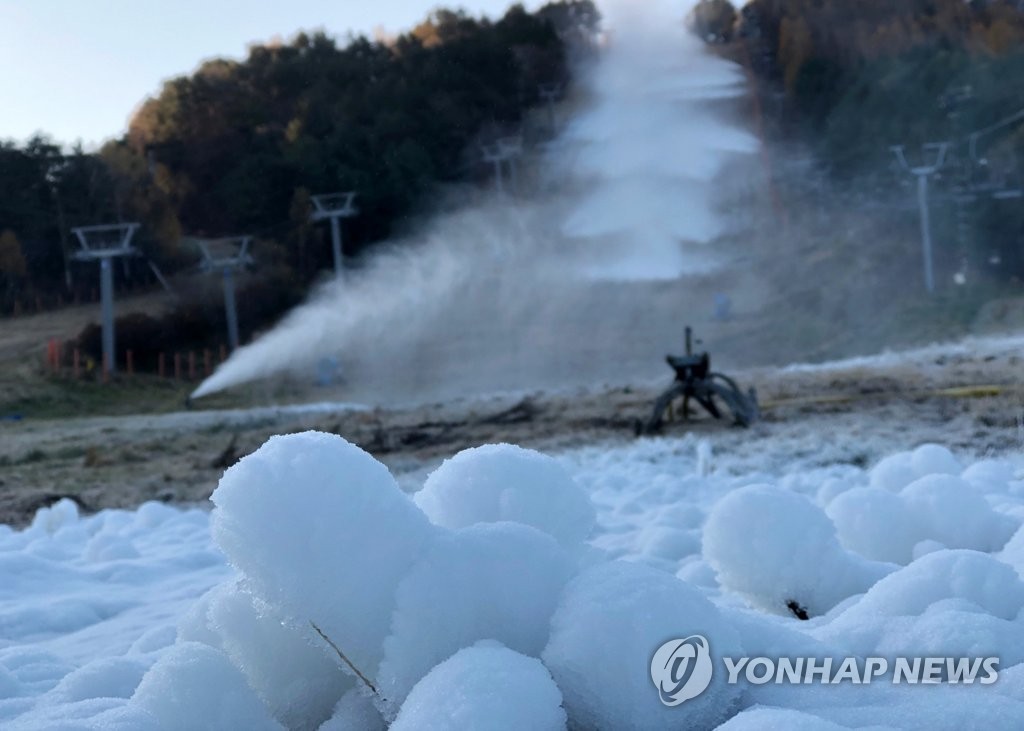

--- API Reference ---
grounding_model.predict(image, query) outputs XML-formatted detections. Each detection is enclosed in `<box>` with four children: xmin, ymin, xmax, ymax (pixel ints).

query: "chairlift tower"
<box><xmin>195</xmin><ymin>236</ymin><xmax>253</xmax><ymax>351</ymax></box>
<box><xmin>71</xmin><ymin>223</ymin><xmax>140</xmax><ymax>376</ymax></box>
<box><xmin>890</xmin><ymin>143</ymin><xmax>949</xmax><ymax>294</ymax></box>
<box><xmin>481</xmin><ymin>137</ymin><xmax>523</xmax><ymax>196</ymax></box>
<box><xmin>481</xmin><ymin>143</ymin><xmax>510</xmax><ymax>195</ymax></box>
<box><xmin>967</xmin><ymin>109</ymin><xmax>1024</xmax><ymax>201</ymax></box>
<box><xmin>538</xmin><ymin>83</ymin><xmax>561</xmax><ymax>135</ymax></box>
<box><xmin>310</xmin><ymin>192</ymin><xmax>358</xmax><ymax>277</ymax></box>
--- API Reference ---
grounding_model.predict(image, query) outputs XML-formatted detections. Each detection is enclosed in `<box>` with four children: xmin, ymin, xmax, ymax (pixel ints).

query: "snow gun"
<box><xmin>636</xmin><ymin>326</ymin><xmax>759</xmax><ymax>435</ymax></box>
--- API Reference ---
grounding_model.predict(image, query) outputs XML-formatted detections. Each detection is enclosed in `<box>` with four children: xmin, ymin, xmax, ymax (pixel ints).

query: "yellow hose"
<box><xmin>758</xmin><ymin>384</ymin><xmax>1020</xmax><ymax>410</ymax></box>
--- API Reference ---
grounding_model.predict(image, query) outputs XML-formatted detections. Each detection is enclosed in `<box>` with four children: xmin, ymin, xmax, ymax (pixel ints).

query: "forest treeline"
<box><xmin>0</xmin><ymin>1</ymin><xmax>597</xmax><ymax>320</ymax></box>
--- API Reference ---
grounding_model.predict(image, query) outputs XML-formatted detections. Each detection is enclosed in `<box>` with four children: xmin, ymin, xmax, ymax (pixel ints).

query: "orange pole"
<box><xmin>126</xmin><ymin>350</ymin><xmax>134</xmax><ymax>376</ymax></box>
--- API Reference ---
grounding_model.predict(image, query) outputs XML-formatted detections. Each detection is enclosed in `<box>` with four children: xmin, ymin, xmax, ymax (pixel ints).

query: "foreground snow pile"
<box><xmin>389</xmin><ymin>642</ymin><xmax>566</xmax><ymax>731</ymax></box>
<box><xmin>543</xmin><ymin>560</ymin><xmax>742</xmax><ymax>729</ymax></box>
<box><xmin>3</xmin><ymin>435</ymin><xmax>1024</xmax><ymax>728</ymax></box>
<box><xmin>703</xmin><ymin>484</ymin><xmax>892</xmax><ymax>617</ymax></box>
<box><xmin>414</xmin><ymin>444</ymin><xmax>596</xmax><ymax>550</ymax></box>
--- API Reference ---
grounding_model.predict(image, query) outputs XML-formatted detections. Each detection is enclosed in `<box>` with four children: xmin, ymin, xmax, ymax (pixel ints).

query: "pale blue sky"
<box><xmin>0</xmin><ymin>1</ymin><xmax>537</xmax><ymax>148</ymax></box>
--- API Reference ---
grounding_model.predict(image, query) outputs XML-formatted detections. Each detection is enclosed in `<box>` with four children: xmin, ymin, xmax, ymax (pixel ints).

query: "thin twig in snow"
<box><xmin>310</xmin><ymin>620</ymin><xmax>380</xmax><ymax>697</ymax></box>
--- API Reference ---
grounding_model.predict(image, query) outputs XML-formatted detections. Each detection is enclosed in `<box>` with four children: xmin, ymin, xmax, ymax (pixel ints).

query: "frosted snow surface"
<box><xmin>4</xmin><ymin>432</ymin><xmax>1024</xmax><ymax>729</ymax></box>
<box><xmin>543</xmin><ymin>559</ymin><xmax>743</xmax><ymax>729</ymax></box>
<box><xmin>703</xmin><ymin>484</ymin><xmax>893</xmax><ymax>617</ymax></box>
<box><xmin>390</xmin><ymin>642</ymin><xmax>567</xmax><ymax>731</ymax></box>
<box><xmin>211</xmin><ymin>431</ymin><xmax>436</xmax><ymax>677</ymax></box>
<box><xmin>414</xmin><ymin>443</ymin><xmax>596</xmax><ymax>550</ymax></box>
<box><xmin>377</xmin><ymin>522</ymin><xmax>574</xmax><ymax>714</ymax></box>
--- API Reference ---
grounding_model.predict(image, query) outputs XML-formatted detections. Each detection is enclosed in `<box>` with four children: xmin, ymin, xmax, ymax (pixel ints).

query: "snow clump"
<box><xmin>867</xmin><ymin>443</ymin><xmax>961</xmax><ymax>491</ymax></box>
<box><xmin>187</xmin><ymin>580</ymin><xmax>352</xmax><ymax>729</ymax></box>
<box><xmin>826</xmin><ymin>487</ymin><xmax>923</xmax><ymax>564</ymax></box>
<box><xmin>210</xmin><ymin>431</ymin><xmax>436</xmax><ymax>676</ymax></box>
<box><xmin>172</xmin><ymin>433</ymin><xmax>595</xmax><ymax>728</ymax></box>
<box><xmin>414</xmin><ymin>443</ymin><xmax>595</xmax><ymax>550</ymax></box>
<box><xmin>376</xmin><ymin>522</ymin><xmax>574</xmax><ymax>712</ymax></box>
<box><xmin>131</xmin><ymin>642</ymin><xmax>283</xmax><ymax>731</ymax></box>
<box><xmin>703</xmin><ymin>484</ymin><xmax>892</xmax><ymax>616</ymax></box>
<box><xmin>542</xmin><ymin>560</ymin><xmax>743</xmax><ymax>730</ymax></box>
<box><xmin>814</xmin><ymin>549</ymin><xmax>1024</xmax><ymax>664</ymax></box>
<box><xmin>390</xmin><ymin>642</ymin><xmax>567</xmax><ymax>731</ymax></box>
<box><xmin>829</xmin><ymin>474</ymin><xmax>1018</xmax><ymax>565</ymax></box>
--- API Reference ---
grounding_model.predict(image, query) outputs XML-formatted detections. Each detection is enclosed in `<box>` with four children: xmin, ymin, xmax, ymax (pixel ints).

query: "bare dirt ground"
<box><xmin>0</xmin><ymin>291</ymin><xmax>173</xmax><ymax>414</ymax></box>
<box><xmin>2</xmin><ymin>332</ymin><xmax>1023</xmax><ymax>528</ymax></box>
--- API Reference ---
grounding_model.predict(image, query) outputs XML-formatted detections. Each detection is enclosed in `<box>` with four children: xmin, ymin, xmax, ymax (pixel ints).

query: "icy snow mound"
<box><xmin>377</xmin><ymin>522</ymin><xmax>574</xmax><ymax>712</ymax></box>
<box><xmin>815</xmin><ymin>550</ymin><xmax>1024</xmax><ymax>664</ymax></box>
<box><xmin>152</xmin><ymin>431</ymin><xmax>591</xmax><ymax>729</ymax></box>
<box><xmin>211</xmin><ymin>431</ymin><xmax>436</xmax><ymax>675</ymax></box>
<box><xmin>543</xmin><ymin>560</ymin><xmax>742</xmax><ymax>730</ymax></box>
<box><xmin>132</xmin><ymin>642</ymin><xmax>283</xmax><ymax>730</ymax></box>
<box><xmin>826</xmin><ymin>487</ymin><xmax>923</xmax><ymax>564</ymax></box>
<box><xmin>901</xmin><ymin>474</ymin><xmax>1017</xmax><ymax>552</ymax></box>
<box><xmin>414</xmin><ymin>443</ymin><xmax>595</xmax><ymax>550</ymax></box>
<box><xmin>829</xmin><ymin>473</ymin><xmax>1019</xmax><ymax>564</ymax></box>
<box><xmin>868</xmin><ymin>443</ymin><xmax>962</xmax><ymax>491</ymax></box>
<box><xmin>391</xmin><ymin>643</ymin><xmax>567</xmax><ymax>731</ymax></box>
<box><xmin>703</xmin><ymin>484</ymin><xmax>892</xmax><ymax>616</ymax></box>
<box><xmin>180</xmin><ymin>580</ymin><xmax>351</xmax><ymax>730</ymax></box>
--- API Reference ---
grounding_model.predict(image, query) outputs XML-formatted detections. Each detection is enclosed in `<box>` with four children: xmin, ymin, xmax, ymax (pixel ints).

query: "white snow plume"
<box><xmin>192</xmin><ymin>203</ymin><xmax>568</xmax><ymax>401</ymax></box>
<box><xmin>558</xmin><ymin>0</ymin><xmax>757</xmax><ymax>280</ymax></box>
<box><xmin>193</xmin><ymin>0</ymin><xmax>757</xmax><ymax>400</ymax></box>
<box><xmin>191</xmin><ymin>210</ymin><xmax>490</xmax><ymax>400</ymax></box>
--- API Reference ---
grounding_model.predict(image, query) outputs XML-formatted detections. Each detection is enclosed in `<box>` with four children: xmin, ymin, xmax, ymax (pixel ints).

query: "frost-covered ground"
<box><xmin>6</xmin><ymin>330</ymin><xmax>1024</xmax><ymax>528</ymax></box>
<box><xmin>4</xmin><ymin>426</ymin><xmax>1024</xmax><ymax>729</ymax></box>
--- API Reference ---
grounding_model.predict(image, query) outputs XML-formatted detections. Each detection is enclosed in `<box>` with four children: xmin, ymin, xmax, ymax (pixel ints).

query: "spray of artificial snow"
<box><xmin>559</xmin><ymin>0</ymin><xmax>756</xmax><ymax>280</ymax></box>
<box><xmin>192</xmin><ymin>0</ymin><xmax>755</xmax><ymax>401</ymax></box>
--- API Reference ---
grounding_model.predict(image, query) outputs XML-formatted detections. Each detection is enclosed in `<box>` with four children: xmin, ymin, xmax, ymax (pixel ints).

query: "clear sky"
<box><xmin>0</xmin><ymin>1</ymin><xmax>537</xmax><ymax>148</ymax></box>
